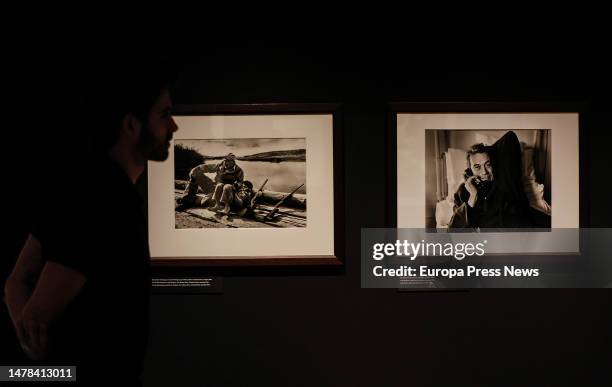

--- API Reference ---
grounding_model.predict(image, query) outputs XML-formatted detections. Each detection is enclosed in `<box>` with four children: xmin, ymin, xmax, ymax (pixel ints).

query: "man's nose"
<box><xmin>170</xmin><ymin>117</ymin><xmax>179</xmax><ymax>132</ymax></box>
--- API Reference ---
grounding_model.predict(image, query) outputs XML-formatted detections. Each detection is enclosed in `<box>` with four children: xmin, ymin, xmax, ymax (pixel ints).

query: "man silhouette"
<box><xmin>4</xmin><ymin>53</ymin><xmax>178</xmax><ymax>386</ymax></box>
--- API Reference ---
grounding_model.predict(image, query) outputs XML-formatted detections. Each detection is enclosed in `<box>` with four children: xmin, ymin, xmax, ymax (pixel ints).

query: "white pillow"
<box><xmin>522</xmin><ymin>148</ymin><xmax>551</xmax><ymax>215</ymax></box>
<box><xmin>436</xmin><ymin>199</ymin><xmax>455</xmax><ymax>228</ymax></box>
<box><xmin>445</xmin><ymin>148</ymin><xmax>469</xmax><ymax>200</ymax></box>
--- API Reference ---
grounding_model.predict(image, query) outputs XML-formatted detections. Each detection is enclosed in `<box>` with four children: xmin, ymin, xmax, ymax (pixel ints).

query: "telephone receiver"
<box><xmin>464</xmin><ymin>168</ymin><xmax>493</xmax><ymax>196</ymax></box>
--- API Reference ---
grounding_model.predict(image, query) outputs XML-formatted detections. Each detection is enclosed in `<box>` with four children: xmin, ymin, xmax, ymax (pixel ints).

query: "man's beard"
<box><xmin>137</xmin><ymin>123</ymin><xmax>171</xmax><ymax>162</ymax></box>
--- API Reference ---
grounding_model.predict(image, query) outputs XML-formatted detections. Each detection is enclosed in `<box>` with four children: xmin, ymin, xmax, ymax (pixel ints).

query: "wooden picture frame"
<box><xmin>387</xmin><ymin>102</ymin><xmax>588</xmax><ymax>256</ymax></box>
<box><xmin>147</xmin><ymin>103</ymin><xmax>344</xmax><ymax>268</ymax></box>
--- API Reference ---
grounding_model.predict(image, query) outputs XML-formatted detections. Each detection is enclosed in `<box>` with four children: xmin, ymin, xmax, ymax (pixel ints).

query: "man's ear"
<box><xmin>120</xmin><ymin>114</ymin><xmax>142</xmax><ymax>143</ymax></box>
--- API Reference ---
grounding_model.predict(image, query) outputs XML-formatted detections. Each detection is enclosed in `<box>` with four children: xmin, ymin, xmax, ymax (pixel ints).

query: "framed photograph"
<box><xmin>388</xmin><ymin>103</ymin><xmax>587</xmax><ymax>255</ymax></box>
<box><xmin>148</xmin><ymin>104</ymin><xmax>344</xmax><ymax>267</ymax></box>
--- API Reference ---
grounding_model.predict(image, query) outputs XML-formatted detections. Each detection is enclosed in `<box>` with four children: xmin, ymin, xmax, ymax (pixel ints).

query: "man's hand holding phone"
<box><xmin>465</xmin><ymin>175</ymin><xmax>480</xmax><ymax>208</ymax></box>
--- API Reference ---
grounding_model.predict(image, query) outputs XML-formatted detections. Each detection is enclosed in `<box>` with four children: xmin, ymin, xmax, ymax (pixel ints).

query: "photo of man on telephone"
<box><xmin>448</xmin><ymin>131</ymin><xmax>551</xmax><ymax>229</ymax></box>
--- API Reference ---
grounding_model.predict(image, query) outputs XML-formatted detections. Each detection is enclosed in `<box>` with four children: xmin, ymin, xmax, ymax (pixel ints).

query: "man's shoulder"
<box><xmin>193</xmin><ymin>163</ymin><xmax>221</xmax><ymax>176</ymax></box>
<box><xmin>195</xmin><ymin>163</ymin><xmax>218</xmax><ymax>169</ymax></box>
<box><xmin>41</xmin><ymin>158</ymin><xmax>99</xmax><ymax>197</ymax></box>
<box><xmin>232</xmin><ymin>164</ymin><xmax>244</xmax><ymax>174</ymax></box>
<box><xmin>50</xmin><ymin>156</ymin><xmax>132</xmax><ymax>206</ymax></box>
<box><xmin>191</xmin><ymin>164</ymin><xmax>206</xmax><ymax>172</ymax></box>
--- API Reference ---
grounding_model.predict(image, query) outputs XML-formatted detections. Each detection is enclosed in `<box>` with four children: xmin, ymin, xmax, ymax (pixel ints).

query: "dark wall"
<box><xmin>3</xmin><ymin>24</ymin><xmax>611</xmax><ymax>386</ymax></box>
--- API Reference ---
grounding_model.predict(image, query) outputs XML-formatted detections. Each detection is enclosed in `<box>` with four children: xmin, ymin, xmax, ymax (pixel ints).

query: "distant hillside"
<box><xmin>175</xmin><ymin>145</ymin><xmax>306</xmax><ymax>179</ymax></box>
<box><xmin>239</xmin><ymin>149</ymin><xmax>306</xmax><ymax>162</ymax></box>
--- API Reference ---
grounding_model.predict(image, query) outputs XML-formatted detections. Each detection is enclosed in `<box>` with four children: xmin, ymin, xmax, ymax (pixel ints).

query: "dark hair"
<box><xmin>467</xmin><ymin>143</ymin><xmax>489</xmax><ymax>157</ymax></box>
<box><xmin>243</xmin><ymin>181</ymin><xmax>254</xmax><ymax>190</ymax></box>
<box><xmin>85</xmin><ymin>53</ymin><xmax>177</xmax><ymax>151</ymax></box>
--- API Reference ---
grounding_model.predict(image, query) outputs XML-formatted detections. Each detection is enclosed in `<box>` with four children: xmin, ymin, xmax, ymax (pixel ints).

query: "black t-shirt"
<box><xmin>30</xmin><ymin>155</ymin><xmax>150</xmax><ymax>383</ymax></box>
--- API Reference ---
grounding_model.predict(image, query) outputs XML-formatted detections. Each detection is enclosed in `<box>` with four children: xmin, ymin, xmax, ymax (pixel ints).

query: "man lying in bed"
<box><xmin>448</xmin><ymin>130</ymin><xmax>551</xmax><ymax>229</ymax></box>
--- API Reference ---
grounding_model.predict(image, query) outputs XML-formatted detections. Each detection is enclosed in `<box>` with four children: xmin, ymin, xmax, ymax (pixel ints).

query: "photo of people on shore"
<box><xmin>174</xmin><ymin>138</ymin><xmax>306</xmax><ymax>229</ymax></box>
<box><xmin>424</xmin><ymin>129</ymin><xmax>551</xmax><ymax>230</ymax></box>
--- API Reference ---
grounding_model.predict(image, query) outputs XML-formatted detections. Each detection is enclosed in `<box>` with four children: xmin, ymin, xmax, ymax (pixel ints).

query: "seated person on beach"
<box><xmin>448</xmin><ymin>130</ymin><xmax>551</xmax><ymax>229</ymax></box>
<box><xmin>177</xmin><ymin>153</ymin><xmax>244</xmax><ymax>208</ymax></box>
<box><xmin>186</xmin><ymin>180</ymin><xmax>258</xmax><ymax>215</ymax></box>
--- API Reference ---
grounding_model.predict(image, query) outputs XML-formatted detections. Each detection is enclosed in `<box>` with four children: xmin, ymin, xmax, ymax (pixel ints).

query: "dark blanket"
<box><xmin>449</xmin><ymin>131</ymin><xmax>551</xmax><ymax>229</ymax></box>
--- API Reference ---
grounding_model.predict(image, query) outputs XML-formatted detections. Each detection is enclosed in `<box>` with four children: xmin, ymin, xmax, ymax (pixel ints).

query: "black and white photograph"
<box><xmin>147</xmin><ymin>109</ymin><xmax>338</xmax><ymax>265</ymax></box>
<box><xmin>425</xmin><ymin>129</ymin><xmax>552</xmax><ymax>229</ymax></box>
<box><xmin>394</xmin><ymin>111</ymin><xmax>580</xmax><ymax>254</ymax></box>
<box><xmin>174</xmin><ymin>138</ymin><xmax>307</xmax><ymax>229</ymax></box>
